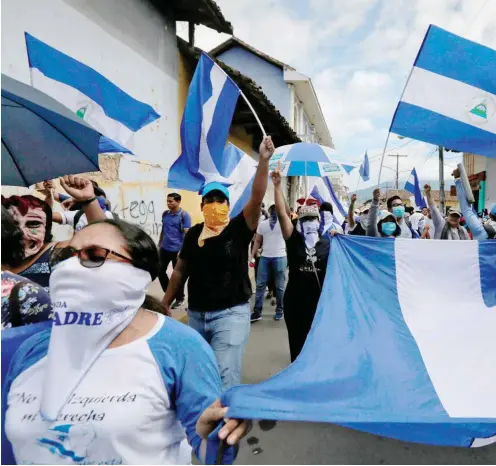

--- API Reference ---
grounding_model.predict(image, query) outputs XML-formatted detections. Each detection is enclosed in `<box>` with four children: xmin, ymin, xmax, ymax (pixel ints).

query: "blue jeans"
<box><xmin>254</xmin><ymin>256</ymin><xmax>287</xmax><ymax>315</ymax></box>
<box><xmin>188</xmin><ymin>303</ymin><xmax>250</xmax><ymax>389</ymax></box>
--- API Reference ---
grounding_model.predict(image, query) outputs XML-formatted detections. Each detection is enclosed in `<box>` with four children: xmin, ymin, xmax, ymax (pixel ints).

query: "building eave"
<box><xmin>284</xmin><ymin>69</ymin><xmax>333</xmax><ymax>148</ymax></box>
<box><xmin>178</xmin><ymin>37</ymin><xmax>300</xmax><ymax>149</ymax></box>
<box><xmin>153</xmin><ymin>0</ymin><xmax>233</xmax><ymax>34</ymax></box>
<box><xmin>210</xmin><ymin>36</ymin><xmax>295</xmax><ymax>71</ymax></box>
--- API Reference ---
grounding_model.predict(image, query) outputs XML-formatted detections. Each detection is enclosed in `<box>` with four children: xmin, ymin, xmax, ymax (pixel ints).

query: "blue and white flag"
<box><xmin>404</xmin><ymin>167</ymin><xmax>426</xmax><ymax>209</ymax></box>
<box><xmin>25</xmin><ymin>33</ymin><xmax>160</xmax><ymax>153</ymax></box>
<box><xmin>168</xmin><ymin>52</ymin><xmax>241</xmax><ymax>192</ymax></box>
<box><xmin>359</xmin><ymin>151</ymin><xmax>370</xmax><ymax>181</ymax></box>
<box><xmin>390</xmin><ymin>25</ymin><xmax>496</xmax><ymax>158</ymax></box>
<box><xmin>222</xmin><ymin>237</ymin><xmax>496</xmax><ymax>449</ymax></box>
<box><xmin>309</xmin><ymin>177</ymin><xmax>347</xmax><ymax>226</ymax></box>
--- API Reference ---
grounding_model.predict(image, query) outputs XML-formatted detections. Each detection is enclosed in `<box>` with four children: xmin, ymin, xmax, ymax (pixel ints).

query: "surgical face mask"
<box><xmin>300</xmin><ymin>218</ymin><xmax>320</xmax><ymax>249</ymax></box>
<box><xmin>392</xmin><ymin>205</ymin><xmax>405</xmax><ymax>218</ymax></box>
<box><xmin>42</xmin><ymin>257</ymin><xmax>151</xmax><ymax>421</ymax></box>
<box><xmin>381</xmin><ymin>222</ymin><xmax>397</xmax><ymax>236</ymax></box>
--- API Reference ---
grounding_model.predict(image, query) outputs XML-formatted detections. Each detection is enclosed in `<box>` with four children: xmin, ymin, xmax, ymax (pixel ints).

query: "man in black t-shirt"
<box><xmin>163</xmin><ymin>136</ymin><xmax>275</xmax><ymax>388</ymax></box>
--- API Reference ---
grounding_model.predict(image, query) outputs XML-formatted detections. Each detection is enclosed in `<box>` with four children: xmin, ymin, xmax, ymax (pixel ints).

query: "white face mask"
<box><xmin>41</xmin><ymin>257</ymin><xmax>152</xmax><ymax>421</ymax></box>
<box><xmin>299</xmin><ymin>219</ymin><xmax>320</xmax><ymax>249</ymax></box>
<box><xmin>321</xmin><ymin>211</ymin><xmax>334</xmax><ymax>234</ymax></box>
<box><xmin>359</xmin><ymin>213</ymin><xmax>369</xmax><ymax>229</ymax></box>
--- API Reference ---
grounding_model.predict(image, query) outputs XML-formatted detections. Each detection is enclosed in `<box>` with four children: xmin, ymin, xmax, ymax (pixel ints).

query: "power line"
<box><xmin>464</xmin><ymin>0</ymin><xmax>490</xmax><ymax>32</ymax></box>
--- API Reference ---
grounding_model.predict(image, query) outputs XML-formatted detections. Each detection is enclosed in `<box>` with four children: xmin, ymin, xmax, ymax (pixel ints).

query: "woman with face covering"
<box><xmin>272</xmin><ymin>165</ymin><xmax>336</xmax><ymax>362</ymax></box>
<box><xmin>366</xmin><ymin>189</ymin><xmax>402</xmax><ymax>238</ymax></box>
<box><xmin>1</xmin><ymin>176</ymin><xmax>106</xmax><ymax>290</ymax></box>
<box><xmin>2</xmin><ymin>219</ymin><xmax>248</xmax><ymax>465</ymax></box>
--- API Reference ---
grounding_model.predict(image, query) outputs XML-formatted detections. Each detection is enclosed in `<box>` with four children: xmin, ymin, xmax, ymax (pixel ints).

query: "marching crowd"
<box><xmin>1</xmin><ymin>134</ymin><xmax>495</xmax><ymax>464</ymax></box>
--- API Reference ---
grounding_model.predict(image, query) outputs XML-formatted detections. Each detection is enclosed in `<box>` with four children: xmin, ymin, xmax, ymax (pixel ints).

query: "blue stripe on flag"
<box><xmin>98</xmin><ymin>136</ymin><xmax>132</xmax><ymax>154</ymax></box>
<box><xmin>404</xmin><ymin>181</ymin><xmax>415</xmax><ymax>192</ymax></box>
<box><xmin>208</xmin><ymin>80</ymin><xmax>241</xmax><ymax>175</ymax></box>
<box><xmin>415</xmin><ymin>25</ymin><xmax>496</xmax><ymax>95</ymax></box>
<box><xmin>230</xmin><ymin>175</ymin><xmax>255</xmax><ymax>219</ymax></box>
<box><xmin>391</xmin><ymin>102</ymin><xmax>496</xmax><ymax>157</ymax></box>
<box><xmin>479</xmin><ymin>240</ymin><xmax>496</xmax><ymax>307</ymax></box>
<box><xmin>287</xmin><ymin>161</ymin><xmax>321</xmax><ymax>176</ymax></box>
<box><xmin>25</xmin><ymin>33</ymin><xmax>160</xmax><ymax>132</ymax></box>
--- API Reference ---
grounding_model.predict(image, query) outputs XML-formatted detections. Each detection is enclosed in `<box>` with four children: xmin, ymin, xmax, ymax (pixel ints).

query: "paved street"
<box><xmin>150</xmin><ymin>279</ymin><xmax>496</xmax><ymax>465</ymax></box>
<box><xmin>234</xmin><ymin>297</ymin><xmax>496</xmax><ymax>465</ymax></box>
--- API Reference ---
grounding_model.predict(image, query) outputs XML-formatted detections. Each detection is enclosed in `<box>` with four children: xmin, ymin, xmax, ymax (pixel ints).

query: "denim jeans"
<box><xmin>188</xmin><ymin>302</ymin><xmax>250</xmax><ymax>389</ymax></box>
<box><xmin>254</xmin><ymin>256</ymin><xmax>287</xmax><ymax>315</ymax></box>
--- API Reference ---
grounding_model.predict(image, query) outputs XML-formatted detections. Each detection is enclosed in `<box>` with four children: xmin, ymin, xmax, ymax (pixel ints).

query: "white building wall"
<box><xmin>2</xmin><ymin>0</ymin><xmax>179</xmax><ymax>241</ymax></box>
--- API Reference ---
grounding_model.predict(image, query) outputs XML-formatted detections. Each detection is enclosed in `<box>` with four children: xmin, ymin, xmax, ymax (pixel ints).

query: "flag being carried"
<box><xmin>390</xmin><ymin>25</ymin><xmax>496</xmax><ymax>157</ymax></box>
<box><xmin>25</xmin><ymin>33</ymin><xmax>160</xmax><ymax>154</ymax></box>
<box><xmin>359</xmin><ymin>151</ymin><xmax>370</xmax><ymax>182</ymax></box>
<box><xmin>404</xmin><ymin>167</ymin><xmax>426</xmax><ymax>209</ymax></box>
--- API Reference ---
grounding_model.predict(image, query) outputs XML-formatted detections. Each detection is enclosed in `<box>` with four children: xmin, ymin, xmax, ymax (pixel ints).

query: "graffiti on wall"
<box><xmin>112</xmin><ymin>199</ymin><xmax>163</xmax><ymax>238</ymax></box>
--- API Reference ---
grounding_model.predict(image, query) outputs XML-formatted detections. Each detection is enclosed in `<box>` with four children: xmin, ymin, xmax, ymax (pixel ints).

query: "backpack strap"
<box><xmin>73</xmin><ymin>209</ymin><xmax>84</xmax><ymax>228</ymax></box>
<box><xmin>8</xmin><ymin>282</ymin><xmax>27</xmax><ymax>328</ymax></box>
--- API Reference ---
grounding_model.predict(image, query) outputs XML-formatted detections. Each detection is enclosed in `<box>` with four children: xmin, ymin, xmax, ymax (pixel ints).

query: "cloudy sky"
<box><xmin>179</xmin><ymin>0</ymin><xmax>496</xmax><ymax>190</ymax></box>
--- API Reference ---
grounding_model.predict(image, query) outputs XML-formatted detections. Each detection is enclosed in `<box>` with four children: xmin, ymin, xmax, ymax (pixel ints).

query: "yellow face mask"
<box><xmin>198</xmin><ymin>202</ymin><xmax>230</xmax><ymax>247</ymax></box>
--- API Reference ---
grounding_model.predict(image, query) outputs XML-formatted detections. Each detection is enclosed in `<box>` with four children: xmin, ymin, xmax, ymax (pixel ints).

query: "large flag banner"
<box><xmin>25</xmin><ymin>33</ymin><xmax>160</xmax><ymax>153</ymax></box>
<box><xmin>390</xmin><ymin>25</ymin><xmax>496</xmax><ymax>158</ymax></box>
<box><xmin>359</xmin><ymin>151</ymin><xmax>370</xmax><ymax>181</ymax></box>
<box><xmin>310</xmin><ymin>177</ymin><xmax>347</xmax><ymax>226</ymax></box>
<box><xmin>404</xmin><ymin>167</ymin><xmax>426</xmax><ymax>209</ymax></box>
<box><xmin>168</xmin><ymin>52</ymin><xmax>241</xmax><ymax>192</ymax></box>
<box><xmin>222</xmin><ymin>236</ymin><xmax>496</xmax><ymax>448</ymax></box>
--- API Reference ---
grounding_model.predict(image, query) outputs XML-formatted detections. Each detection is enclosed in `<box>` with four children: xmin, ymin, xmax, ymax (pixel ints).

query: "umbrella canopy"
<box><xmin>268</xmin><ymin>142</ymin><xmax>354</xmax><ymax>177</ymax></box>
<box><xmin>1</xmin><ymin>74</ymin><xmax>101</xmax><ymax>187</ymax></box>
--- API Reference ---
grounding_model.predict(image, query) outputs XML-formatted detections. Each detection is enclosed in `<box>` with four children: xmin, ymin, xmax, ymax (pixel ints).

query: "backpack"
<box><xmin>73</xmin><ymin>209</ymin><xmax>119</xmax><ymax>228</ymax></box>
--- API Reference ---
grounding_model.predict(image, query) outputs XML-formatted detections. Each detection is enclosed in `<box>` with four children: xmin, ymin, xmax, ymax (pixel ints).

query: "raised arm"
<box><xmin>366</xmin><ymin>189</ymin><xmax>380</xmax><ymax>237</ymax></box>
<box><xmin>424</xmin><ymin>184</ymin><xmax>445</xmax><ymax>236</ymax></box>
<box><xmin>243</xmin><ymin>136</ymin><xmax>275</xmax><ymax>231</ymax></box>
<box><xmin>453</xmin><ymin>172</ymin><xmax>487</xmax><ymax>240</ymax></box>
<box><xmin>348</xmin><ymin>193</ymin><xmax>357</xmax><ymax>230</ymax></box>
<box><xmin>60</xmin><ymin>176</ymin><xmax>106</xmax><ymax>223</ymax></box>
<box><xmin>272</xmin><ymin>164</ymin><xmax>293</xmax><ymax>240</ymax></box>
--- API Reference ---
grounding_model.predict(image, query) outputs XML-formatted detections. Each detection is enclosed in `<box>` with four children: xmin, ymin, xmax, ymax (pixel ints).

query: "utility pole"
<box><xmin>388</xmin><ymin>153</ymin><xmax>408</xmax><ymax>189</ymax></box>
<box><xmin>439</xmin><ymin>146</ymin><xmax>445</xmax><ymax>214</ymax></box>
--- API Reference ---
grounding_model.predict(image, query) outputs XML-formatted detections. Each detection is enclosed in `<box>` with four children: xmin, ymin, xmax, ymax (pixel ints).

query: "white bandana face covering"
<box><xmin>41</xmin><ymin>257</ymin><xmax>152</xmax><ymax>421</ymax></box>
<box><xmin>298</xmin><ymin>219</ymin><xmax>320</xmax><ymax>249</ymax></box>
<box><xmin>321</xmin><ymin>211</ymin><xmax>334</xmax><ymax>235</ymax></box>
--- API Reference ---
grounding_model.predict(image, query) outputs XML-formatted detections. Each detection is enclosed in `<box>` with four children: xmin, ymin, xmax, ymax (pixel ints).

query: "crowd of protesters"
<box><xmin>2</xmin><ymin>137</ymin><xmax>495</xmax><ymax>464</ymax></box>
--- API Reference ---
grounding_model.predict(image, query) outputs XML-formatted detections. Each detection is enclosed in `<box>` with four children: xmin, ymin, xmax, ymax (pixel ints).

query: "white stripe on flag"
<box><xmin>228</xmin><ymin>153</ymin><xmax>257</xmax><ymax>206</ymax></box>
<box><xmin>395</xmin><ymin>239</ymin><xmax>496</xmax><ymax>418</ymax></box>
<box><xmin>197</xmin><ymin>65</ymin><xmax>231</xmax><ymax>184</ymax></box>
<box><xmin>402</xmin><ymin>67</ymin><xmax>496</xmax><ymax>135</ymax></box>
<box><xmin>31</xmin><ymin>68</ymin><xmax>134</xmax><ymax>147</ymax></box>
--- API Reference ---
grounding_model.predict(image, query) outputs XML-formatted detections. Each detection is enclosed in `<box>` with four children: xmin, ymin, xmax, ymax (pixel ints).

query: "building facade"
<box><xmin>210</xmin><ymin>37</ymin><xmax>332</xmax><ymax>205</ymax></box>
<box><xmin>1</xmin><ymin>0</ymin><xmax>232</xmax><ymax>240</ymax></box>
<box><xmin>463</xmin><ymin>153</ymin><xmax>496</xmax><ymax>213</ymax></box>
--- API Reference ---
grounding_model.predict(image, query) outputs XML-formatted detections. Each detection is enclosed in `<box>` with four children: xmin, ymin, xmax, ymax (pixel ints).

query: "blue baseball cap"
<box><xmin>490</xmin><ymin>203</ymin><xmax>496</xmax><ymax>216</ymax></box>
<box><xmin>200</xmin><ymin>182</ymin><xmax>230</xmax><ymax>200</ymax></box>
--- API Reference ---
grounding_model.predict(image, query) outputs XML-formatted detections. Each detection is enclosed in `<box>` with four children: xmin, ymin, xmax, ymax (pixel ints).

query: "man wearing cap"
<box><xmin>424</xmin><ymin>184</ymin><xmax>470</xmax><ymax>240</ymax></box>
<box><xmin>162</xmin><ymin>136</ymin><xmax>275</xmax><ymax>388</ymax></box>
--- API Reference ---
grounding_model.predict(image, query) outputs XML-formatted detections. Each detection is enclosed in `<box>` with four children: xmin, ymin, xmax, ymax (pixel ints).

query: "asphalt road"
<box><xmin>233</xmin><ymin>297</ymin><xmax>496</xmax><ymax>465</ymax></box>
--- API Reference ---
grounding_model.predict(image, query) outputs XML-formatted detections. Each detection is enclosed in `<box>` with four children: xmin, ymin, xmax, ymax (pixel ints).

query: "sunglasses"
<box><xmin>50</xmin><ymin>246</ymin><xmax>133</xmax><ymax>270</ymax></box>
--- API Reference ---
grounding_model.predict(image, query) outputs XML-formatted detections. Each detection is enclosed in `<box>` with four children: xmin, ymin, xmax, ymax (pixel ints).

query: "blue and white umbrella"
<box><xmin>268</xmin><ymin>143</ymin><xmax>354</xmax><ymax>177</ymax></box>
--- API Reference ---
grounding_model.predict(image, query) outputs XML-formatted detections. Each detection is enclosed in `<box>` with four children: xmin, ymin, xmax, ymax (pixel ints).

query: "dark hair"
<box><xmin>406</xmin><ymin>206</ymin><xmax>414</xmax><ymax>215</ymax></box>
<box><xmin>202</xmin><ymin>191</ymin><xmax>229</xmax><ymax>205</ymax></box>
<box><xmin>1</xmin><ymin>195</ymin><xmax>53</xmax><ymax>243</ymax></box>
<box><xmin>86</xmin><ymin>219</ymin><xmax>169</xmax><ymax>316</ymax></box>
<box><xmin>320</xmin><ymin>202</ymin><xmax>334</xmax><ymax>214</ymax></box>
<box><xmin>167</xmin><ymin>193</ymin><xmax>181</xmax><ymax>202</ymax></box>
<box><xmin>1</xmin><ymin>206</ymin><xmax>25</xmax><ymax>268</ymax></box>
<box><xmin>387</xmin><ymin>195</ymin><xmax>402</xmax><ymax>210</ymax></box>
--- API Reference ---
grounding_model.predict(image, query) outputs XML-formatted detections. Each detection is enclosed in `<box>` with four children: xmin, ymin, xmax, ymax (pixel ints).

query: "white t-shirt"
<box><xmin>4</xmin><ymin>315</ymin><xmax>222</xmax><ymax>465</ymax></box>
<box><xmin>398</xmin><ymin>218</ymin><xmax>413</xmax><ymax>238</ymax></box>
<box><xmin>60</xmin><ymin>210</ymin><xmax>115</xmax><ymax>232</ymax></box>
<box><xmin>257</xmin><ymin>220</ymin><xmax>286</xmax><ymax>258</ymax></box>
<box><xmin>423</xmin><ymin>217</ymin><xmax>436</xmax><ymax>238</ymax></box>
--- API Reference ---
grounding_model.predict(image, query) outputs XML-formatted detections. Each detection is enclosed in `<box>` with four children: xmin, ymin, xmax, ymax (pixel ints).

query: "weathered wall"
<box><xmin>2</xmin><ymin>0</ymin><xmax>181</xmax><ymax>241</ymax></box>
